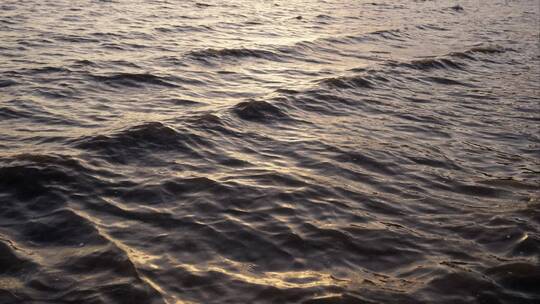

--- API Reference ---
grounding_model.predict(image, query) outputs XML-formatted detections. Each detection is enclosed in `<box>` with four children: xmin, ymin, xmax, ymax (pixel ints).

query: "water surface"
<box><xmin>1</xmin><ymin>0</ymin><xmax>539</xmax><ymax>303</ymax></box>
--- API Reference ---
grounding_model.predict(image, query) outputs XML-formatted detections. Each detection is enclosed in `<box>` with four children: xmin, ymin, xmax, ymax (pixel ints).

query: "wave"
<box><xmin>418</xmin><ymin>262</ymin><xmax>540</xmax><ymax>304</ymax></box>
<box><xmin>0</xmin><ymin>152</ymin><xmax>162</xmax><ymax>301</ymax></box>
<box><xmin>0</xmin><ymin>103</ymin><xmax>79</xmax><ymax>126</ymax></box>
<box><xmin>22</xmin><ymin>208</ymin><xmax>108</xmax><ymax>246</ymax></box>
<box><xmin>467</xmin><ymin>46</ymin><xmax>508</xmax><ymax>54</ymax></box>
<box><xmin>149</xmin><ymin>176</ymin><xmax>233</xmax><ymax>200</ymax></box>
<box><xmin>388</xmin><ymin>57</ymin><xmax>465</xmax><ymax>71</ymax></box>
<box><xmin>0</xmin><ymin>213</ymin><xmax>161</xmax><ymax>303</ymax></box>
<box><xmin>485</xmin><ymin>263</ymin><xmax>540</xmax><ymax>294</ymax></box>
<box><xmin>185</xmin><ymin>113</ymin><xmax>223</xmax><ymax>127</ymax></box>
<box><xmin>383</xmin><ymin>46</ymin><xmax>508</xmax><ymax>72</ymax></box>
<box><xmin>421</xmin><ymin>76</ymin><xmax>470</xmax><ymax>86</ymax></box>
<box><xmin>291</xmin><ymin>28</ymin><xmax>404</xmax><ymax>52</ymax></box>
<box><xmin>232</xmin><ymin>100</ymin><xmax>290</xmax><ymax>122</ymax></box>
<box><xmin>416</xmin><ymin>24</ymin><xmax>449</xmax><ymax>31</ymax></box>
<box><xmin>25</xmin><ymin>66</ymin><xmax>72</xmax><ymax>74</ymax></box>
<box><xmin>319</xmin><ymin>75</ymin><xmax>375</xmax><ymax>90</ymax></box>
<box><xmin>155</xmin><ymin>24</ymin><xmax>213</xmax><ymax>33</ymax></box>
<box><xmin>325</xmin><ymin>29</ymin><xmax>405</xmax><ymax>44</ymax></box>
<box><xmin>0</xmin><ymin>78</ymin><xmax>17</xmax><ymax>88</ymax></box>
<box><xmin>0</xmin><ymin>164</ymin><xmax>75</xmax><ymax>200</ymax></box>
<box><xmin>51</xmin><ymin>34</ymin><xmax>100</xmax><ymax>43</ymax></box>
<box><xmin>180</xmin><ymin>113</ymin><xmax>239</xmax><ymax>137</ymax></box>
<box><xmin>186</xmin><ymin>47</ymin><xmax>282</xmax><ymax>62</ymax></box>
<box><xmin>0</xmin><ymin>153</ymin><xmax>103</xmax><ymax>200</ymax></box>
<box><xmin>0</xmin><ymin>106</ymin><xmax>27</xmax><ymax>119</ymax></box>
<box><xmin>448</xmin><ymin>4</ymin><xmax>465</xmax><ymax>12</ymax></box>
<box><xmin>367</xmin><ymin>29</ymin><xmax>406</xmax><ymax>41</ymax></box>
<box><xmin>70</xmin><ymin>59</ymin><xmax>98</xmax><ymax>67</ymax></box>
<box><xmin>90</xmin><ymin>73</ymin><xmax>179</xmax><ymax>88</ymax></box>
<box><xmin>185</xmin><ymin>28</ymin><xmax>404</xmax><ymax>65</ymax></box>
<box><xmin>450</xmin><ymin>45</ymin><xmax>509</xmax><ymax>60</ymax></box>
<box><xmin>241</xmin><ymin>42</ymin><xmax>511</xmax><ymax>121</ymax></box>
<box><xmin>73</xmin><ymin>122</ymin><xmax>210</xmax><ymax>162</ymax></box>
<box><xmin>0</xmin><ymin>239</ymin><xmax>36</xmax><ymax>302</ymax></box>
<box><xmin>195</xmin><ymin>2</ymin><xmax>213</xmax><ymax>8</ymax></box>
<box><xmin>0</xmin><ymin>238</ymin><xmax>36</xmax><ymax>274</ymax></box>
<box><xmin>331</xmin><ymin>149</ymin><xmax>396</xmax><ymax>176</ymax></box>
<box><xmin>315</xmin><ymin>45</ymin><xmax>509</xmax><ymax>93</ymax></box>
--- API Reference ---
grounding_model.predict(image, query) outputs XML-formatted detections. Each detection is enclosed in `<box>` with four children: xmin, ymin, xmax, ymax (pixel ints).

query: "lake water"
<box><xmin>1</xmin><ymin>0</ymin><xmax>539</xmax><ymax>303</ymax></box>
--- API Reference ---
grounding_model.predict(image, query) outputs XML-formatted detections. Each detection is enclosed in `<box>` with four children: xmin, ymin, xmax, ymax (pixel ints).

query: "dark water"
<box><xmin>1</xmin><ymin>0</ymin><xmax>539</xmax><ymax>303</ymax></box>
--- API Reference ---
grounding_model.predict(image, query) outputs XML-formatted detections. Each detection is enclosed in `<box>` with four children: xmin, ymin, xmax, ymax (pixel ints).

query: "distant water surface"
<box><xmin>1</xmin><ymin>0</ymin><xmax>539</xmax><ymax>303</ymax></box>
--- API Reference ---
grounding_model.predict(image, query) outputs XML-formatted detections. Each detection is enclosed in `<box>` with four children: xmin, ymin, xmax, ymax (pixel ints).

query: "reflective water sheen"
<box><xmin>1</xmin><ymin>0</ymin><xmax>539</xmax><ymax>303</ymax></box>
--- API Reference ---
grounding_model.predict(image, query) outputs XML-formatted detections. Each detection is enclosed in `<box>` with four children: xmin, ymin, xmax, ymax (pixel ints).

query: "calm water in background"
<box><xmin>1</xmin><ymin>0</ymin><xmax>539</xmax><ymax>303</ymax></box>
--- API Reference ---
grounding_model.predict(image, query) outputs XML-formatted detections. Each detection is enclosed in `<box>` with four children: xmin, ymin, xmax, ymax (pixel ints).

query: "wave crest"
<box><xmin>90</xmin><ymin>73</ymin><xmax>178</xmax><ymax>88</ymax></box>
<box><xmin>233</xmin><ymin>100</ymin><xmax>290</xmax><ymax>122</ymax></box>
<box><xmin>187</xmin><ymin>47</ymin><xmax>281</xmax><ymax>62</ymax></box>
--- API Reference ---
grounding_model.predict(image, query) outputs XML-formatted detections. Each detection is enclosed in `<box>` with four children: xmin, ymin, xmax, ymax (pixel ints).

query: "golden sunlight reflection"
<box><xmin>177</xmin><ymin>259</ymin><xmax>352</xmax><ymax>290</ymax></box>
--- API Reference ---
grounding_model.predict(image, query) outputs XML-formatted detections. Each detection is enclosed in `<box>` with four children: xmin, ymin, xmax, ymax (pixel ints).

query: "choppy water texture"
<box><xmin>1</xmin><ymin>0</ymin><xmax>539</xmax><ymax>303</ymax></box>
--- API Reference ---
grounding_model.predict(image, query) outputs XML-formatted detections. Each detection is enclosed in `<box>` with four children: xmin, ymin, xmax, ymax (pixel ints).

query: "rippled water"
<box><xmin>1</xmin><ymin>0</ymin><xmax>539</xmax><ymax>303</ymax></box>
